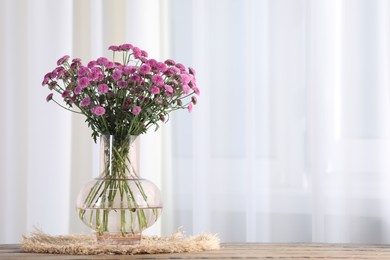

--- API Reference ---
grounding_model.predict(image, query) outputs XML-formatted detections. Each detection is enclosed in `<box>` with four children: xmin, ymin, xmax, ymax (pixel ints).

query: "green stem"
<box><xmin>78</xmin><ymin>136</ymin><xmax>160</xmax><ymax>236</ymax></box>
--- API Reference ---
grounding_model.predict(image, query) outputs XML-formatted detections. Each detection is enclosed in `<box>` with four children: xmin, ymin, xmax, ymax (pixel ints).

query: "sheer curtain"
<box><xmin>1</xmin><ymin>0</ymin><xmax>390</xmax><ymax>244</ymax></box>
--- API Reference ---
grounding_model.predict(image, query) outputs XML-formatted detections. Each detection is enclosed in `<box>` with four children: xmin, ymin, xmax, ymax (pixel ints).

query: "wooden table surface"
<box><xmin>2</xmin><ymin>243</ymin><xmax>390</xmax><ymax>259</ymax></box>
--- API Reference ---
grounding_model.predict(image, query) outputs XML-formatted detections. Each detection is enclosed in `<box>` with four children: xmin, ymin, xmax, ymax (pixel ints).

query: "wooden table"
<box><xmin>2</xmin><ymin>243</ymin><xmax>390</xmax><ymax>259</ymax></box>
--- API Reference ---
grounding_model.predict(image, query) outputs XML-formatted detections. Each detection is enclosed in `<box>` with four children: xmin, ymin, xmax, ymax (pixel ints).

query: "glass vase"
<box><xmin>76</xmin><ymin>135</ymin><xmax>163</xmax><ymax>245</ymax></box>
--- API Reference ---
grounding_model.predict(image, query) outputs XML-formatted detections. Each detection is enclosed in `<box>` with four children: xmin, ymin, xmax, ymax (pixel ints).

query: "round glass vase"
<box><xmin>76</xmin><ymin>135</ymin><xmax>163</xmax><ymax>245</ymax></box>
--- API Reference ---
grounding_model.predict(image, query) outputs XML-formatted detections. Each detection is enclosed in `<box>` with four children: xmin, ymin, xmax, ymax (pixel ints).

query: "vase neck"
<box><xmin>99</xmin><ymin>135</ymin><xmax>139</xmax><ymax>179</ymax></box>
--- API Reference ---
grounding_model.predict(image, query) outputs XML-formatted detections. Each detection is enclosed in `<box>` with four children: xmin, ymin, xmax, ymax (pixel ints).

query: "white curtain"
<box><xmin>1</xmin><ymin>0</ymin><xmax>390</xmax><ymax>244</ymax></box>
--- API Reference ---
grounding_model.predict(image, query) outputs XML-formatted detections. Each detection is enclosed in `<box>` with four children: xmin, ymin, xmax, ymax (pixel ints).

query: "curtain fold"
<box><xmin>1</xmin><ymin>0</ymin><xmax>390</xmax><ymax>244</ymax></box>
<box><xmin>1</xmin><ymin>0</ymin><xmax>29</xmax><ymax>243</ymax></box>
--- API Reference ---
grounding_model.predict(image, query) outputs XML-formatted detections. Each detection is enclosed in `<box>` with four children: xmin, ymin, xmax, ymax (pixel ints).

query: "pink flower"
<box><xmin>61</xmin><ymin>89</ymin><xmax>71</xmax><ymax>98</ymax></box>
<box><xmin>175</xmin><ymin>63</ymin><xmax>186</xmax><ymax>71</ymax></box>
<box><xmin>190</xmin><ymin>77</ymin><xmax>197</xmax><ymax>86</ymax></box>
<box><xmin>45</xmin><ymin>45</ymin><xmax>199</xmax><ymax>133</ymax></box>
<box><xmin>123</xmin><ymin>66</ymin><xmax>136</xmax><ymax>75</ymax></box>
<box><xmin>188</xmin><ymin>67</ymin><xmax>196</xmax><ymax>76</ymax></box>
<box><xmin>165</xmin><ymin>66</ymin><xmax>180</xmax><ymax>76</ymax></box>
<box><xmin>91</xmin><ymin>67</ymin><xmax>102</xmax><ymax>74</ymax></box>
<box><xmin>139</xmin><ymin>64</ymin><xmax>151</xmax><ymax>74</ymax></box>
<box><xmin>80</xmin><ymin>97</ymin><xmax>91</xmax><ymax>107</ymax></box>
<box><xmin>147</xmin><ymin>59</ymin><xmax>158</xmax><ymax>68</ymax></box>
<box><xmin>98</xmin><ymin>83</ymin><xmax>109</xmax><ymax>93</ymax></box>
<box><xmin>115</xmin><ymin>63</ymin><xmax>124</xmax><ymax>70</ymax></box>
<box><xmin>88</xmin><ymin>60</ymin><xmax>97</xmax><ymax>68</ymax></box>
<box><xmin>118</xmin><ymin>80</ymin><xmax>127</xmax><ymax>88</ymax></box>
<box><xmin>72</xmin><ymin>58</ymin><xmax>81</xmax><ymax>64</ymax></box>
<box><xmin>56</xmin><ymin>67</ymin><xmax>65</xmax><ymax>79</ymax></box>
<box><xmin>71</xmin><ymin>59</ymin><xmax>81</xmax><ymax>68</ymax></box>
<box><xmin>152</xmin><ymin>75</ymin><xmax>164</xmax><ymax>86</ymax></box>
<box><xmin>182</xmin><ymin>84</ymin><xmax>191</xmax><ymax>94</ymax></box>
<box><xmin>108</xmin><ymin>45</ymin><xmax>119</xmax><ymax>51</ymax></box>
<box><xmin>163</xmin><ymin>70</ymin><xmax>173</xmax><ymax>77</ymax></box>
<box><xmin>112</xmin><ymin>69</ymin><xmax>122</xmax><ymax>81</ymax></box>
<box><xmin>130</xmin><ymin>74</ymin><xmax>141</xmax><ymax>83</ymax></box>
<box><xmin>119</xmin><ymin>43</ymin><xmax>133</xmax><ymax>51</ymax></box>
<box><xmin>48</xmin><ymin>70</ymin><xmax>56</xmax><ymax>79</ymax></box>
<box><xmin>46</xmin><ymin>93</ymin><xmax>53</xmax><ymax>102</ymax></box>
<box><xmin>78</xmin><ymin>66</ymin><xmax>89</xmax><ymax>76</ymax></box>
<box><xmin>91</xmin><ymin>105</ymin><xmax>105</xmax><ymax>116</ymax></box>
<box><xmin>140</xmin><ymin>57</ymin><xmax>148</xmax><ymax>63</ymax></box>
<box><xmin>78</xmin><ymin>77</ymin><xmax>90</xmax><ymax>88</ymax></box>
<box><xmin>131</xmin><ymin>106</ymin><xmax>142</xmax><ymax>115</ymax></box>
<box><xmin>105</xmin><ymin>61</ymin><xmax>115</xmax><ymax>69</ymax></box>
<box><xmin>157</xmin><ymin>62</ymin><xmax>167</xmax><ymax>73</ymax></box>
<box><xmin>42</xmin><ymin>75</ymin><xmax>50</xmax><ymax>86</ymax></box>
<box><xmin>50</xmin><ymin>71</ymin><xmax>57</xmax><ymax>79</ymax></box>
<box><xmin>70</xmin><ymin>63</ymin><xmax>78</xmax><ymax>70</ymax></box>
<box><xmin>180</xmin><ymin>73</ymin><xmax>192</xmax><ymax>85</ymax></box>
<box><xmin>87</xmin><ymin>72</ymin><xmax>97</xmax><ymax>81</ymax></box>
<box><xmin>57</xmin><ymin>55</ymin><xmax>70</xmax><ymax>66</ymax></box>
<box><xmin>193</xmin><ymin>86</ymin><xmax>200</xmax><ymax>95</ymax></box>
<box><xmin>163</xmin><ymin>84</ymin><xmax>173</xmax><ymax>93</ymax></box>
<box><xmin>133</xmin><ymin>47</ymin><xmax>142</xmax><ymax>59</ymax></box>
<box><xmin>97</xmin><ymin>57</ymin><xmax>109</xmax><ymax>66</ymax></box>
<box><xmin>141</xmin><ymin>50</ymin><xmax>148</xmax><ymax>57</ymax></box>
<box><xmin>165</xmin><ymin>59</ymin><xmax>176</xmax><ymax>66</ymax></box>
<box><xmin>52</xmin><ymin>66</ymin><xmax>62</xmax><ymax>74</ymax></box>
<box><xmin>74</xmin><ymin>86</ymin><xmax>82</xmax><ymax>95</ymax></box>
<box><xmin>150</xmin><ymin>85</ymin><xmax>160</xmax><ymax>94</ymax></box>
<box><xmin>44</xmin><ymin>71</ymin><xmax>52</xmax><ymax>79</ymax></box>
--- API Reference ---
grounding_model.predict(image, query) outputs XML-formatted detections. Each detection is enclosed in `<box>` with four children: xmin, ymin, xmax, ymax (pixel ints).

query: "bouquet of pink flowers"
<box><xmin>42</xmin><ymin>44</ymin><xmax>199</xmax><ymax>242</ymax></box>
<box><xmin>42</xmin><ymin>43</ymin><xmax>199</xmax><ymax>141</ymax></box>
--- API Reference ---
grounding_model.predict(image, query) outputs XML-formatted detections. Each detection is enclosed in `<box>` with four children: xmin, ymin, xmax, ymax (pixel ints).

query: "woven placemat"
<box><xmin>22</xmin><ymin>230</ymin><xmax>220</xmax><ymax>255</ymax></box>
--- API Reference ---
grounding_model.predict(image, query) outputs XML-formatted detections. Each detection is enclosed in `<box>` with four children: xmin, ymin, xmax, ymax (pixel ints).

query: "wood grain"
<box><xmin>2</xmin><ymin>243</ymin><xmax>390</xmax><ymax>259</ymax></box>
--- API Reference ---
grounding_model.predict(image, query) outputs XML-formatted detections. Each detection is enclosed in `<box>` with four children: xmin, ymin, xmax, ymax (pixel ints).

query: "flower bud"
<box><xmin>191</xmin><ymin>96</ymin><xmax>197</xmax><ymax>105</ymax></box>
<box><xmin>46</xmin><ymin>93</ymin><xmax>53</xmax><ymax>102</ymax></box>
